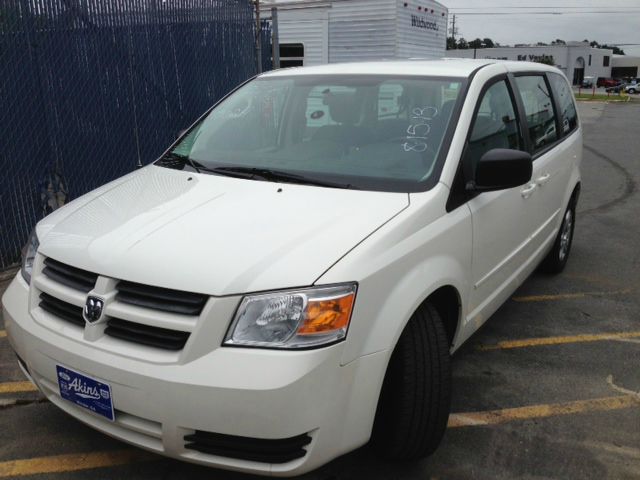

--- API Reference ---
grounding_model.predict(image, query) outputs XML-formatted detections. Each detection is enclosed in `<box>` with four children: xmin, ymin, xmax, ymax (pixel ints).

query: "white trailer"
<box><xmin>262</xmin><ymin>0</ymin><xmax>448</xmax><ymax>67</ymax></box>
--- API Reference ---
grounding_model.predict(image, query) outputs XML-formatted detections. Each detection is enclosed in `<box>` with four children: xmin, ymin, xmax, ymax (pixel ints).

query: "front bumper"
<box><xmin>2</xmin><ymin>275</ymin><xmax>386</xmax><ymax>476</ymax></box>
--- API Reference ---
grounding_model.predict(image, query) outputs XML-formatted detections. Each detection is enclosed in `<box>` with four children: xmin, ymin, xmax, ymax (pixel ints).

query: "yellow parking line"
<box><xmin>477</xmin><ymin>331</ymin><xmax>640</xmax><ymax>351</ymax></box>
<box><xmin>0</xmin><ymin>395</ymin><xmax>635</xmax><ymax>476</ymax></box>
<box><xmin>0</xmin><ymin>450</ymin><xmax>154</xmax><ymax>478</ymax></box>
<box><xmin>563</xmin><ymin>273</ymin><xmax>621</xmax><ymax>285</ymax></box>
<box><xmin>512</xmin><ymin>288</ymin><xmax>631</xmax><ymax>302</ymax></box>
<box><xmin>448</xmin><ymin>394</ymin><xmax>639</xmax><ymax>428</ymax></box>
<box><xmin>0</xmin><ymin>381</ymin><xmax>37</xmax><ymax>394</ymax></box>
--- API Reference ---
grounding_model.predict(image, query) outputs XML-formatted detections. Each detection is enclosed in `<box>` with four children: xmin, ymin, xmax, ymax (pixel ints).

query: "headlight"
<box><xmin>224</xmin><ymin>283</ymin><xmax>357</xmax><ymax>349</ymax></box>
<box><xmin>21</xmin><ymin>229</ymin><xmax>39</xmax><ymax>285</ymax></box>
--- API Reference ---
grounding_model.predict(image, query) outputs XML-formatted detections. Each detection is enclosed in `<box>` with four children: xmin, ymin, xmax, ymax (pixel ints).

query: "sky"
<box><xmin>440</xmin><ymin>0</ymin><xmax>640</xmax><ymax>57</ymax></box>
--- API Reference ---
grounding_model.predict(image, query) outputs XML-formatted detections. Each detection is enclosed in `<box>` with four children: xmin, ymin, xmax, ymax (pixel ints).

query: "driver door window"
<box><xmin>464</xmin><ymin>80</ymin><xmax>522</xmax><ymax>175</ymax></box>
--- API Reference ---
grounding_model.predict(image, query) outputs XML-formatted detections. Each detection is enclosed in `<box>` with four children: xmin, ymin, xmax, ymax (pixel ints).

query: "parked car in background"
<box><xmin>3</xmin><ymin>59</ymin><xmax>582</xmax><ymax>477</ymax></box>
<box><xmin>625</xmin><ymin>84</ymin><xmax>639</xmax><ymax>94</ymax></box>
<box><xmin>597</xmin><ymin>77</ymin><xmax>619</xmax><ymax>88</ymax></box>
<box><xmin>605</xmin><ymin>82</ymin><xmax>626</xmax><ymax>93</ymax></box>
<box><xmin>581</xmin><ymin>76</ymin><xmax>595</xmax><ymax>88</ymax></box>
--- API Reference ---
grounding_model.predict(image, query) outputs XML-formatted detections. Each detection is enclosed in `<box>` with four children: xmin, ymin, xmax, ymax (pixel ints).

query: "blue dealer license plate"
<box><xmin>56</xmin><ymin>365</ymin><xmax>115</xmax><ymax>422</ymax></box>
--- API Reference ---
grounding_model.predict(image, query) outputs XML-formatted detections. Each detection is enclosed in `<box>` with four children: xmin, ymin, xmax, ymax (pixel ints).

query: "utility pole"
<box><xmin>255</xmin><ymin>0</ymin><xmax>262</xmax><ymax>74</ymax></box>
<box><xmin>449</xmin><ymin>14</ymin><xmax>457</xmax><ymax>40</ymax></box>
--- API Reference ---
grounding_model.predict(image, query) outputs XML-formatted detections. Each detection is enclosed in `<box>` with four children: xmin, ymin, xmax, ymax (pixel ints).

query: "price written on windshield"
<box><xmin>403</xmin><ymin>106</ymin><xmax>438</xmax><ymax>153</ymax></box>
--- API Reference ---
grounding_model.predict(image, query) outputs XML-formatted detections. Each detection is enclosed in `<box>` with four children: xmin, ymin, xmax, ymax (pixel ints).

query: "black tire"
<box><xmin>539</xmin><ymin>199</ymin><xmax>576</xmax><ymax>274</ymax></box>
<box><xmin>629</xmin><ymin>88</ymin><xmax>636</xmax><ymax>94</ymax></box>
<box><xmin>371</xmin><ymin>303</ymin><xmax>451</xmax><ymax>460</ymax></box>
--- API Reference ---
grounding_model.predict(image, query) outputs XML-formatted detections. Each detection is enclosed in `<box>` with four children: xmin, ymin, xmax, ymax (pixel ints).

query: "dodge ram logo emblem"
<box><xmin>83</xmin><ymin>296</ymin><xmax>104</xmax><ymax>323</ymax></box>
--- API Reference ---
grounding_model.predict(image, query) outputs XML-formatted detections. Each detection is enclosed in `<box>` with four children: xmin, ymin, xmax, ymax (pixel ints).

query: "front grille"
<box><xmin>39</xmin><ymin>292</ymin><xmax>84</xmax><ymax>327</ymax></box>
<box><xmin>184</xmin><ymin>431</ymin><xmax>312</xmax><ymax>464</ymax></box>
<box><xmin>116</xmin><ymin>281</ymin><xmax>207</xmax><ymax>316</ymax></box>
<box><xmin>104</xmin><ymin>318</ymin><xmax>190</xmax><ymax>350</ymax></box>
<box><xmin>42</xmin><ymin>258</ymin><xmax>98</xmax><ymax>293</ymax></box>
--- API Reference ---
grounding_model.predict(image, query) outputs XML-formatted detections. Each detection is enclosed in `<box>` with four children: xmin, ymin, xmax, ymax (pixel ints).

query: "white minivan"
<box><xmin>3</xmin><ymin>59</ymin><xmax>581</xmax><ymax>476</ymax></box>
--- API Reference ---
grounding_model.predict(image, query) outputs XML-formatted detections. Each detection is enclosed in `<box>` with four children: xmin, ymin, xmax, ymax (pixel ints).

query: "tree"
<box><xmin>551</xmin><ymin>39</ymin><xmax>566</xmax><ymax>45</ymax></box>
<box><xmin>601</xmin><ymin>44</ymin><xmax>625</xmax><ymax>55</ymax></box>
<box><xmin>446</xmin><ymin>33</ymin><xmax>496</xmax><ymax>50</ymax></box>
<box><xmin>590</xmin><ymin>40</ymin><xmax>625</xmax><ymax>55</ymax></box>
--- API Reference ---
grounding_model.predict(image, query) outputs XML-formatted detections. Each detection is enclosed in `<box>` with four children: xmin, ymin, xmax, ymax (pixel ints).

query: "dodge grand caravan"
<box><xmin>2</xmin><ymin>59</ymin><xmax>581</xmax><ymax>476</ymax></box>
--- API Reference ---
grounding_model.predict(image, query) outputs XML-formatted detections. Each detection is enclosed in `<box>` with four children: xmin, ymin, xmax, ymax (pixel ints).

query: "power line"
<box><xmin>449</xmin><ymin>11</ymin><xmax>640</xmax><ymax>15</ymax></box>
<box><xmin>450</xmin><ymin>6</ymin><xmax>640</xmax><ymax>9</ymax></box>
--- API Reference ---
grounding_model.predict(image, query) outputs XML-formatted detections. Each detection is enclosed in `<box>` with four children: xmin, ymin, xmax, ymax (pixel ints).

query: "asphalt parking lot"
<box><xmin>1</xmin><ymin>100</ymin><xmax>639</xmax><ymax>479</ymax></box>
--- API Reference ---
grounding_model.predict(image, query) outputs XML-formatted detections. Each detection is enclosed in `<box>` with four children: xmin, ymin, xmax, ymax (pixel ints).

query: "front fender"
<box><xmin>316</xmin><ymin>184</ymin><xmax>473</xmax><ymax>366</ymax></box>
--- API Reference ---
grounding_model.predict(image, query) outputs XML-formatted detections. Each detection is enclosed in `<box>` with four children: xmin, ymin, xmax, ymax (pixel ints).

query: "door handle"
<box><xmin>536</xmin><ymin>173</ymin><xmax>551</xmax><ymax>186</ymax></box>
<box><xmin>521</xmin><ymin>183</ymin><xmax>537</xmax><ymax>198</ymax></box>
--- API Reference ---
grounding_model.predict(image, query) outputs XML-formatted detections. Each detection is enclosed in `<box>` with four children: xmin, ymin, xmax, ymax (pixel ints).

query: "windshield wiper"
<box><xmin>209</xmin><ymin>167</ymin><xmax>355</xmax><ymax>189</ymax></box>
<box><xmin>157</xmin><ymin>158</ymin><xmax>355</xmax><ymax>189</ymax></box>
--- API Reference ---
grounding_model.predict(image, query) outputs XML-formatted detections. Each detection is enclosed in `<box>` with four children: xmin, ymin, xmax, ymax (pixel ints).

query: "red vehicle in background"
<box><xmin>597</xmin><ymin>77</ymin><xmax>620</xmax><ymax>88</ymax></box>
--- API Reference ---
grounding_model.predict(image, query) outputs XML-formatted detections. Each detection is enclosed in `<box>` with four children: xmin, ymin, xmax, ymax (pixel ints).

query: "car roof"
<box><xmin>260</xmin><ymin>58</ymin><xmax>561</xmax><ymax>79</ymax></box>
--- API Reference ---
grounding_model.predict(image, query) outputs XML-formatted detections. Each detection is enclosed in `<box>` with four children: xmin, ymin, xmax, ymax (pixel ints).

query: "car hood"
<box><xmin>37</xmin><ymin>166</ymin><xmax>409</xmax><ymax>295</ymax></box>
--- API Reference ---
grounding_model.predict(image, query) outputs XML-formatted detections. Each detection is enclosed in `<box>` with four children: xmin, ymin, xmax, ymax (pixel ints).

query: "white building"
<box><xmin>261</xmin><ymin>0</ymin><xmax>448</xmax><ymax>67</ymax></box>
<box><xmin>612</xmin><ymin>55</ymin><xmax>640</xmax><ymax>79</ymax></box>
<box><xmin>446</xmin><ymin>42</ymin><xmax>614</xmax><ymax>85</ymax></box>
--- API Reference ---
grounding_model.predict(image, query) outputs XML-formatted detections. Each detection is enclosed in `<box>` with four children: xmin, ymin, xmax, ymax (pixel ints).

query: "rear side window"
<box><xmin>463</xmin><ymin>80</ymin><xmax>522</xmax><ymax>172</ymax></box>
<box><xmin>548</xmin><ymin>73</ymin><xmax>578</xmax><ymax>135</ymax></box>
<box><xmin>514</xmin><ymin>76</ymin><xmax>558</xmax><ymax>153</ymax></box>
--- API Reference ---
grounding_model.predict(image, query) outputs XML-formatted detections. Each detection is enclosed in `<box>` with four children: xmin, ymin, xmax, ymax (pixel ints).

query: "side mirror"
<box><xmin>468</xmin><ymin>148</ymin><xmax>532</xmax><ymax>192</ymax></box>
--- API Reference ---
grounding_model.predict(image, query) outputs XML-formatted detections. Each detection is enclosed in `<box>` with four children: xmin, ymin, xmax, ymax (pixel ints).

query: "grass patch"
<box><xmin>574</xmin><ymin>92</ymin><xmax>630</xmax><ymax>102</ymax></box>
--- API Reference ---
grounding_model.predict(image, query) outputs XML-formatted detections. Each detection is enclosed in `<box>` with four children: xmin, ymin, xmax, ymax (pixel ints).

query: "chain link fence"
<box><xmin>0</xmin><ymin>0</ymin><xmax>271</xmax><ymax>270</ymax></box>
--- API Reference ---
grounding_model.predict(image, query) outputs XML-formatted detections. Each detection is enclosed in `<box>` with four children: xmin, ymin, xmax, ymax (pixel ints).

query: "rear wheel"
<box><xmin>371</xmin><ymin>303</ymin><xmax>451</xmax><ymax>460</ymax></box>
<box><xmin>539</xmin><ymin>200</ymin><xmax>576</xmax><ymax>273</ymax></box>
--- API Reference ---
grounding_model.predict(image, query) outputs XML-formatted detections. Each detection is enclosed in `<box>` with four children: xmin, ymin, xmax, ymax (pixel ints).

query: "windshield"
<box><xmin>162</xmin><ymin>74</ymin><xmax>466</xmax><ymax>191</ymax></box>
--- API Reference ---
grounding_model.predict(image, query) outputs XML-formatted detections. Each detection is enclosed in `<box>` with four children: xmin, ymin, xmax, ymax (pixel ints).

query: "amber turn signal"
<box><xmin>297</xmin><ymin>293</ymin><xmax>355</xmax><ymax>335</ymax></box>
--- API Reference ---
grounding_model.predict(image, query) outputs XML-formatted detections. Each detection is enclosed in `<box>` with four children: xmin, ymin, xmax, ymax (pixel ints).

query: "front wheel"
<box><xmin>539</xmin><ymin>201</ymin><xmax>576</xmax><ymax>273</ymax></box>
<box><xmin>371</xmin><ymin>303</ymin><xmax>451</xmax><ymax>460</ymax></box>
